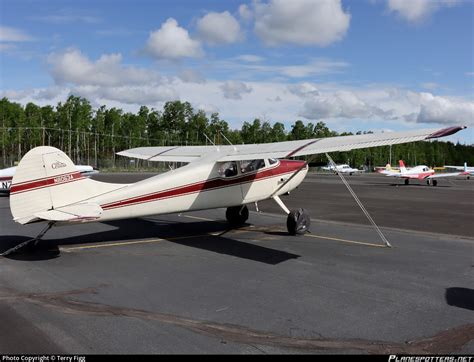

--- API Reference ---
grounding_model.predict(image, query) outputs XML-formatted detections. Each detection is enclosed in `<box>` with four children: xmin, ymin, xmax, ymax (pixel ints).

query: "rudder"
<box><xmin>10</xmin><ymin>146</ymin><xmax>123</xmax><ymax>224</ymax></box>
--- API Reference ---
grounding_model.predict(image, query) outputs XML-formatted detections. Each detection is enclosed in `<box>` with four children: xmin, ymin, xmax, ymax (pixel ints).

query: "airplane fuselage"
<box><xmin>65</xmin><ymin>159</ymin><xmax>307</xmax><ymax>223</ymax></box>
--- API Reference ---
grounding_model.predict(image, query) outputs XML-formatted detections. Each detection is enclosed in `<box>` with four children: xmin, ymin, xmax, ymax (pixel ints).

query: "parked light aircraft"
<box><xmin>379</xmin><ymin>159</ymin><xmax>467</xmax><ymax>186</ymax></box>
<box><xmin>321</xmin><ymin>163</ymin><xmax>363</xmax><ymax>175</ymax></box>
<box><xmin>5</xmin><ymin>126</ymin><xmax>466</xmax><ymax>254</ymax></box>
<box><xmin>444</xmin><ymin>162</ymin><xmax>473</xmax><ymax>179</ymax></box>
<box><xmin>0</xmin><ymin>165</ymin><xmax>98</xmax><ymax>194</ymax></box>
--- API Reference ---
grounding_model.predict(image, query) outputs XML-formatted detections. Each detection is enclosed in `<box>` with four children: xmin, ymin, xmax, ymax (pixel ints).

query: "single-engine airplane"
<box><xmin>5</xmin><ymin>125</ymin><xmax>466</xmax><ymax>254</ymax></box>
<box><xmin>1</xmin><ymin>165</ymin><xmax>98</xmax><ymax>194</ymax></box>
<box><xmin>321</xmin><ymin>163</ymin><xmax>363</xmax><ymax>175</ymax></box>
<box><xmin>380</xmin><ymin>159</ymin><xmax>468</xmax><ymax>186</ymax></box>
<box><xmin>444</xmin><ymin>162</ymin><xmax>473</xmax><ymax>179</ymax></box>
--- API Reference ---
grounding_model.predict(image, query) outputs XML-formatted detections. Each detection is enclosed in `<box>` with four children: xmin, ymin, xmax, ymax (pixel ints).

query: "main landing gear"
<box><xmin>272</xmin><ymin>195</ymin><xmax>310</xmax><ymax>235</ymax></box>
<box><xmin>404</xmin><ymin>179</ymin><xmax>409</xmax><ymax>185</ymax></box>
<box><xmin>226</xmin><ymin>205</ymin><xmax>249</xmax><ymax>225</ymax></box>
<box><xmin>226</xmin><ymin>196</ymin><xmax>310</xmax><ymax>235</ymax></box>
<box><xmin>427</xmin><ymin>179</ymin><xmax>438</xmax><ymax>186</ymax></box>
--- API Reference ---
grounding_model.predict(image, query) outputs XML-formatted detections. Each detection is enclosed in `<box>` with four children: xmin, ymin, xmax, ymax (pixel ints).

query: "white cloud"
<box><xmin>177</xmin><ymin>69</ymin><xmax>206</xmax><ymax>84</ymax></box>
<box><xmin>287</xmin><ymin>83</ymin><xmax>320</xmax><ymax>98</ymax></box>
<box><xmin>197</xmin><ymin>11</ymin><xmax>242</xmax><ymax>45</ymax></box>
<box><xmin>48</xmin><ymin>48</ymin><xmax>162</xmax><ymax>87</ymax></box>
<box><xmin>298</xmin><ymin>87</ymin><xmax>473</xmax><ymax>126</ymax></box>
<box><xmin>415</xmin><ymin>92</ymin><xmax>474</xmax><ymax>125</ymax></box>
<box><xmin>216</xmin><ymin>58</ymin><xmax>349</xmax><ymax>78</ymax></box>
<box><xmin>73</xmin><ymin>85</ymin><xmax>178</xmax><ymax>105</ymax></box>
<box><xmin>238</xmin><ymin>4</ymin><xmax>253</xmax><ymax>21</ymax></box>
<box><xmin>253</xmin><ymin>0</ymin><xmax>350</xmax><ymax>46</ymax></box>
<box><xmin>0</xmin><ymin>26</ymin><xmax>33</xmax><ymax>42</ymax></box>
<box><xmin>387</xmin><ymin>0</ymin><xmax>460</xmax><ymax>22</ymax></box>
<box><xmin>145</xmin><ymin>18</ymin><xmax>203</xmax><ymax>60</ymax></box>
<box><xmin>300</xmin><ymin>90</ymin><xmax>392</xmax><ymax>120</ymax></box>
<box><xmin>220</xmin><ymin>80</ymin><xmax>253</xmax><ymax>99</ymax></box>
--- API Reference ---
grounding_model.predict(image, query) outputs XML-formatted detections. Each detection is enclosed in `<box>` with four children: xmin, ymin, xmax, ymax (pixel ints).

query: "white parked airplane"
<box><xmin>321</xmin><ymin>163</ymin><xmax>363</xmax><ymax>175</ymax></box>
<box><xmin>0</xmin><ymin>165</ymin><xmax>98</xmax><ymax>194</ymax></box>
<box><xmin>4</xmin><ymin>125</ymin><xmax>466</xmax><ymax>254</ymax></box>
<box><xmin>444</xmin><ymin>162</ymin><xmax>473</xmax><ymax>179</ymax></box>
<box><xmin>379</xmin><ymin>159</ymin><xmax>467</xmax><ymax>186</ymax></box>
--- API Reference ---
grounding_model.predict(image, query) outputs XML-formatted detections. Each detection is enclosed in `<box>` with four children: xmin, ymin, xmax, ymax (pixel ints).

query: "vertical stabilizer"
<box><xmin>10</xmin><ymin>146</ymin><xmax>125</xmax><ymax>224</ymax></box>
<box><xmin>399</xmin><ymin>160</ymin><xmax>407</xmax><ymax>174</ymax></box>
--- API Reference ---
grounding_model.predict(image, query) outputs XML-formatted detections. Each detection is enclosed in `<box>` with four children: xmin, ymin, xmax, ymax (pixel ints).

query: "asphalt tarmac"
<box><xmin>0</xmin><ymin>172</ymin><xmax>473</xmax><ymax>354</ymax></box>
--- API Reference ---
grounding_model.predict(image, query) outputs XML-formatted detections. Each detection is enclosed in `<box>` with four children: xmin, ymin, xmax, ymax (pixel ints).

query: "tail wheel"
<box><xmin>287</xmin><ymin>208</ymin><xmax>311</xmax><ymax>235</ymax></box>
<box><xmin>226</xmin><ymin>205</ymin><xmax>249</xmax><ymax>225</ymax></box>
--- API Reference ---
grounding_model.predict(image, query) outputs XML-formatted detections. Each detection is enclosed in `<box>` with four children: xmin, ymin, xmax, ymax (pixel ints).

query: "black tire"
<box><xmin>432</xmin><ymin>180</ymin><xmax>438</xmax><ymax>187</ymax></box>
<box><xmin>404</xmin><ymin>179</ymin><xmax>409</xmax><ymax>185</ymax></box>
<box><xmin>287</xmin><ymin>208</ymin><xmax>311</xmax><ymax>235</ymax></box>
<box><xmin>226</xmin><ymin>205</ymin><xmax>249</xmax><ymax>225</ymax></box>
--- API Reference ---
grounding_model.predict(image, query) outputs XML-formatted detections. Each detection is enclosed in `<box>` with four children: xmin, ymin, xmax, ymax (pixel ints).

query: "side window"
<box><xmin>268</xmin><ymin>158</ymin><xmax>278</xmax><ymax>165</ymax></box>
<box><xmin>240</xmin><ymin>159</ymin><xmax>265</xmax><ymax>174</ymax></box>
<box><xmin>219</xmin><ymin>161</ymin><xmax>238</xmax><ymax>178</ymax></box>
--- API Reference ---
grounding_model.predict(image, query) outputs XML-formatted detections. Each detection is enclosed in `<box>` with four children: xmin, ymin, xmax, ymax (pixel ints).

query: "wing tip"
<box><xmin>427</xmin><ymin>125</ymin><xmax>467</xmax><ymax>139</ymax></box>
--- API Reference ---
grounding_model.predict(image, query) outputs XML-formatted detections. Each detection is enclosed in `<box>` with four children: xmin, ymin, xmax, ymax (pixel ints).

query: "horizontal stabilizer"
<box><xmin>34</xmin><ymin>203</ymin><xmax>103</xmax><ymax>222</ymax></box>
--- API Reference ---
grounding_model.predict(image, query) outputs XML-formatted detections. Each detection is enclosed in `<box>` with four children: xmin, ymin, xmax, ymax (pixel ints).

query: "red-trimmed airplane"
<box><xmin>1</xmin><ymin>165</ymin><xmax>98</xmax><ymax>194</ymax></box>
<box><xmin>379</xmin><ymin>159</ymin><xmax>468</xmax><ymax>186</ymax></box>
<box><xmin>6</xmin><ymin>126</ymin><xmax>466</xmax><ymax>252</ymax></box>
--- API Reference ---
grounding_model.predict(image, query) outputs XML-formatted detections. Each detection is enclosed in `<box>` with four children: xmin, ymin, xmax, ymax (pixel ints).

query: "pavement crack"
<box><xmin>1</xmin><ymin>286</ymin><xmax>473</xmax><ymax>354</ymax></box>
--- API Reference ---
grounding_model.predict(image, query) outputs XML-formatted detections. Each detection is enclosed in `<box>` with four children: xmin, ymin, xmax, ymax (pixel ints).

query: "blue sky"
<box><xmin>1</xmin><ymin>0</ymin><xmax>473</xmax><ymax>143</ymax></box>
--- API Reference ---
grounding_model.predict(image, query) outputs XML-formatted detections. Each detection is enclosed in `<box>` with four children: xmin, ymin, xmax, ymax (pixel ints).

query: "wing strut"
<box><xmin>325</xmin><ymin>153</ymin><xmax>392</xmax><ymax>248</ymax></box>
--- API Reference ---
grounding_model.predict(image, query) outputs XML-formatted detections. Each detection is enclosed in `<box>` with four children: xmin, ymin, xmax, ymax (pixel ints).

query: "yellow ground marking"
<box><xmin>186</xmin><ymin>215</ymin><xmax>387</xmax><ymax>248</ymax></box>
<box><xmin>303</xmin><ymin>233</ymin><xmax>387</xmax><ymax>248</ymax></box>
<box><xmin>60</xmin><ymin>234</ymin><xmax>210</xmax><ymax>252</ymax></box>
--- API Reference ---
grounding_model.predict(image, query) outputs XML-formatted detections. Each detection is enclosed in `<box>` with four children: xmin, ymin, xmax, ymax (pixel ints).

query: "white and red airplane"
<box><xmin>321</xmin><ymin>163</ymin><xmax>363</xmax><ymax>175</ymax></box>
<box><xmin>0</xmin><ymin>165</ymin><xmax>98</xmax><ymax>194</ymax></box>
<box><xmin>379</xmin><ymin>159</ymin><xmax>468</xmax><ymax>186</ymax></box>
<box><xmin>4</xmin><ymin>125</ymin><xmax>466</xmax><ymax>254</ymax></box>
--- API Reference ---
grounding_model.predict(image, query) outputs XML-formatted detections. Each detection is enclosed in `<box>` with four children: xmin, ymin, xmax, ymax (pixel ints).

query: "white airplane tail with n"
<box><xmin>10</xmin><ymin>146</ymin><xmax>124</xmax><ymax>224</ymax></box>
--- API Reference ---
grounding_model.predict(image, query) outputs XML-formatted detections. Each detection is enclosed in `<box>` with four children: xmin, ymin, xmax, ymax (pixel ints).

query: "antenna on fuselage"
<box><xmin>220</xmin><ymin>131</ymin><xmax>237</xmax><ymax>151</ymax></box>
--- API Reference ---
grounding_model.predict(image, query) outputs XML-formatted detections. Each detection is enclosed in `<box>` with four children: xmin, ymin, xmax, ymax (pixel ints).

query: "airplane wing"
<box><xmin>118</xmin><ymin>126</ymin><xmax>467</xmax><ymax>163</ymax></box>
<box><xmin>427</xmin><ymin>172</ymin><xmax>467</xmax><ymax>179</ymax></box>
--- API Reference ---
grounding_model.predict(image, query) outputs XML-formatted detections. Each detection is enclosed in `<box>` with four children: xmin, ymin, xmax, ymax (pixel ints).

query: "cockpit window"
<box><xmin>219</xmin><ymin>161</ymin><xmax>238</xmax><ymax>178</ymax></box>
<box><xmin>240</xmin><ymin>159</ymin><xmax>265</xmax><ymax>173</ymax></box>
<box><xmin>268</xmin><ymin>158</ymin><xmax>278</xmax><ymax>165</ymax></box>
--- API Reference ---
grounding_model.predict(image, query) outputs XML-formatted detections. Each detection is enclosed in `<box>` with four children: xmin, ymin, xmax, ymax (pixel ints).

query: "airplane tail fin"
<box><xmin>464</xmin><ymin>162</ymin><xmax>467</xmax><ymax>172</ymax></box>
<box><xmin>10</xmin><ymin>146</ymin><xmax>123</xmax><ymax>224</ymax></box>
<box><xmin>399</xmin><ymin>160</ymin><xmax>407</xmax><ymax>174</ymax></box>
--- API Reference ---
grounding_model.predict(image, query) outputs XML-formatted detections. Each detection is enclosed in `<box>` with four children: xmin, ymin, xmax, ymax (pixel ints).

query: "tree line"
<box><xmin>1</xmin><ymin>96</ymin><xmax>472</xmax><ymax>169</ymax></box>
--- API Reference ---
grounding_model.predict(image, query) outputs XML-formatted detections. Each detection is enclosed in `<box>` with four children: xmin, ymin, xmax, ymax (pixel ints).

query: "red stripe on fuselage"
<box><xmin>102</xmin><ymin>160</ymin><xmax>305</xmax><ymax>210</ymax></box>
<box><xmin>10</xmin><ymin>171</ymin><xmax>84</xmax><ymax>194</ymax></box>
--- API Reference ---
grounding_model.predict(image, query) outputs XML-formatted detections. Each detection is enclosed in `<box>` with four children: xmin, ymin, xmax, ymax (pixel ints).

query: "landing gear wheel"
<box><xmin>287</xmin><ymin>208</ymin><xmax>311</xmax><ymax>235</ymax></box>
<box><xmin>432</xmin><ymin>180</ymin><xmax>438</xmax><ymax>187</ymax></box>
<box><xmin>404</xmin><ymin>179</ymin><xmax>409</xmax><ymax>185</ymax></box>
<box><xmin>226</xmin><ymin>205</ymin><xmax>249</xmax><ymax>225</ymax></box>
